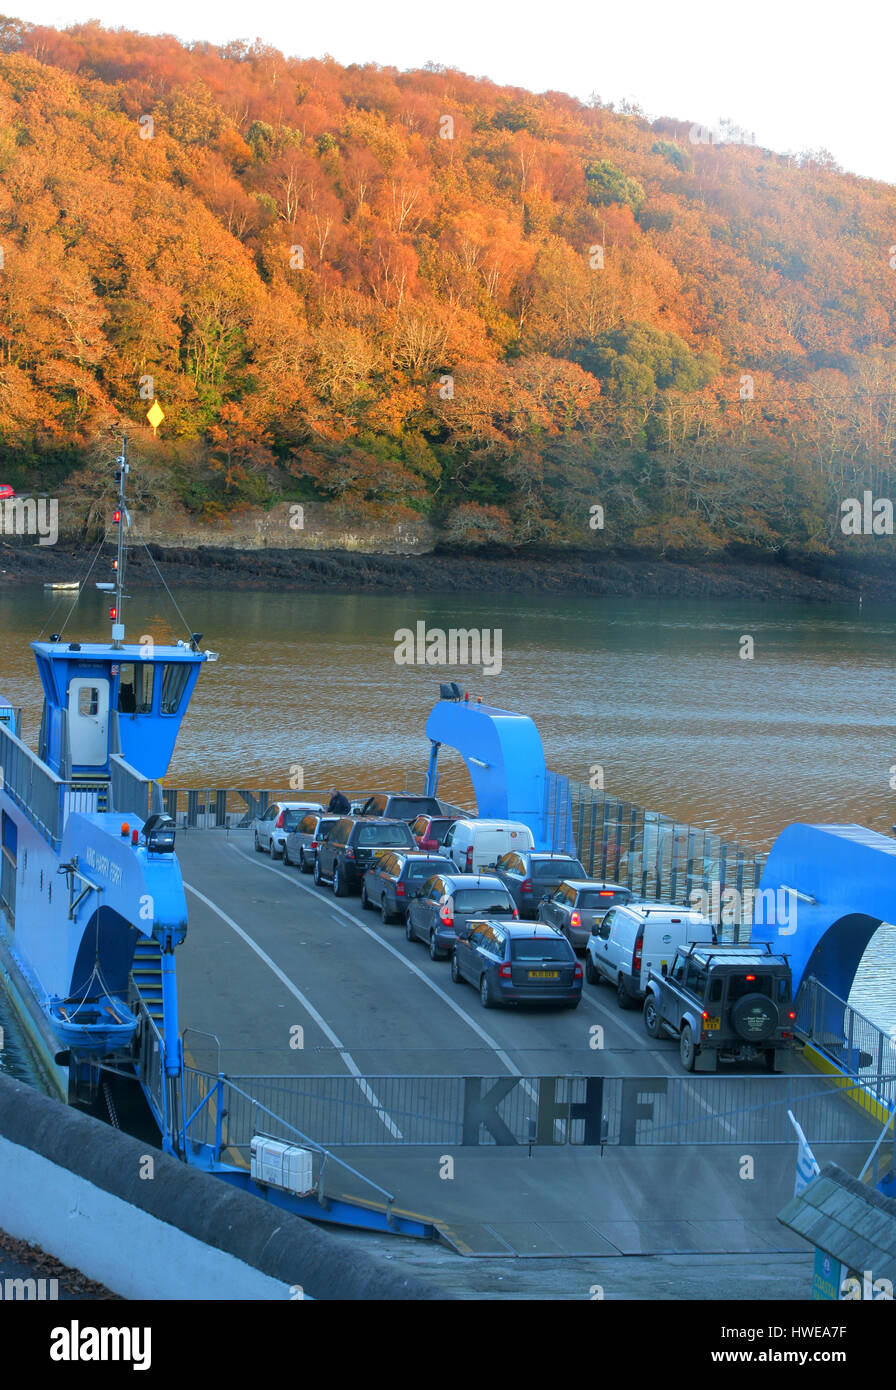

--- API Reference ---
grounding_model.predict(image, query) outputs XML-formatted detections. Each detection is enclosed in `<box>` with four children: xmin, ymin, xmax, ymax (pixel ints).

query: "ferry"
<box><xmin>0</xmin><ymin>438</ymin><xmax>217</xmax><ymax>1109</ymax></box>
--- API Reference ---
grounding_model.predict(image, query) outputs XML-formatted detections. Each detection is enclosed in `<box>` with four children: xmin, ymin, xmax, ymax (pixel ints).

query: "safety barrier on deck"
<box><xmin>796</xmin><ymin>975</ymin><xmax>896</xmax><ymax>1120</ymax></box>
<box><xmin>544</xmin><ymin>776</ymin><xmax>766</xmax><ymax>933</ymax></box>
<box><xmin>162</xmin><ymin>787</ymin><xmax>472</xmax><ymax>828</ymax></box>
<box><xmin>180</xmin><ymin>1068</ymin><xmax>895</xmax><ymax>1150</ymax></box>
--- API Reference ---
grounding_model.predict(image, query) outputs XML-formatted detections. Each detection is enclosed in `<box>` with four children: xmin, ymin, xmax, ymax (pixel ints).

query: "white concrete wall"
<box><xmin>0</xmin><ymin>1135</ymin><xmax>303</xmax><ymax>1300</ymax></box>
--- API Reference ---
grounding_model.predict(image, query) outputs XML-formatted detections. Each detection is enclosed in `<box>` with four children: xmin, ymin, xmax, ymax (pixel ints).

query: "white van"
<box><xmin>443</xmin><ymin>818</ymin><xmax>535</xmax><ymax>874</ymax></box>
<box><xmin>585</xmin><ymin>901</ymin><xmax>715</xmax><ymax>1009</ymax></box>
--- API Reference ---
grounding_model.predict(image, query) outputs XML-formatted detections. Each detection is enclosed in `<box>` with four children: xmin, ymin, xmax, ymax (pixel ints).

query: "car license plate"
<box><xmin>704</xmin><ymin>1016</ymin><xmax>721</xmax><ymax>1031</ymax></box>
<box><xmin>372</xmin><ymin>849</ymin><xmax>388</xmax><ymax>858</ymax></box>
<box><xmin>528</xmin><ymin>970</ymin><xmax>559</xmax><ymax>979</ymax></box>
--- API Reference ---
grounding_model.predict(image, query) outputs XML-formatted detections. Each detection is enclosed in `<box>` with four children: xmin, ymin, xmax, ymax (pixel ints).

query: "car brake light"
<box><xmin>396</xmin><ymin>882</ymin><xmax>406</xmax><ymax>896</ymax></box>
<box><xmin>345</xmin><ymin>847</ymin><xmax>355</xmax><ymax>859</ymax></box>
<box><xmin>788</xmin><ymin>1010</ymin><xmax>795</xmax><ymax>1020</ymax></box>
<box><xmin>633</xmin><ymin>929</ymin><xmax>644</xmax><ymax>972</ymax></box>
<box><xmin>498</xmin><ymin>963</ymin><xmax>512</xmax><ymax>979</ymax></box>
<box><xmin>570</xmin><ymin>911</ymin><xmax>581</xmax><ymax>927</ymax></box>
<box><xmin>745</xmin><ymin>974</ymin><xmax>756</xmax><ymax>981</ymax></box>
<box><xmin>574</xmin><ymin>963</ymin><xmax>583</xmax><ymax>979</ymax></box>
<box><xmin>439</xmin><ymin>904</ymin><xmax>453</xmax><ymax>927</ymax></box>
<box><xmin>598</xmin><ymin>890</ymin><xmax>614</xmax><ymax>897</ymax></box>
<box><xmin>521</xmin><ymin>878</ymin><xmax>532</xmax><ymax>893</ymax></box>
<box><xmin>702</xmin><ymin>1010</ymin><xmax>709</xmax><ymax>1020</ymax></box>
<box><xmin>465</xmin><ymin>846</ymin><xmax>474</xmax><ymax>870</ymax></box>
<box><xmin>512</xmin><ymin>907</ymin><xmax>519</xmax><ymax>919</ymax></box>
<box><xmin>311</xmin><ymin>840</ymin><xmax>319</xmax><ymax>849</ymax></box>
<box><xmin>275</xmin><ymin>811</ymin><xmax>284</xmax><ymax>828</ymax></box>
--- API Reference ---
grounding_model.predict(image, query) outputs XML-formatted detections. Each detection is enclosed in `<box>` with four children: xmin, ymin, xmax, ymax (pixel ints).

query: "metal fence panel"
<box><xmin>180</xmin><ymin>1069</ymin><xmax>895</xmax><ymax>1151</ymax></box>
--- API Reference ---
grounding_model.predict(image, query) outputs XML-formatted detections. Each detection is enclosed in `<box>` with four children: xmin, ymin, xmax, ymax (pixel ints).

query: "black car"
<box><xmin>314</xmin><ymin>817</ymin><xmax>416</xmax><ymax>895</ymax></box>
<box><xmin>494</xmin><ymin>851</ymin><xmax>588</xmax><ymax>918</ymax></box>
<box><xmin>360</xmin><ymin>851</ymin><xmax>454</xmax><ymax>924</ymax></box>
<box><xmin>405</xmin><ymin>872</ymin><xmax>518</xmax><ymax>959</ymax></box>
<box><xmin>451</xmin><ymin>919</ymin><xmax>583</xmax><ymax>1008</ymax></box>
<box><xmin>357</xmin><ymin>793</ymin><xmax>444</xmax><ymax>824</ymax></box>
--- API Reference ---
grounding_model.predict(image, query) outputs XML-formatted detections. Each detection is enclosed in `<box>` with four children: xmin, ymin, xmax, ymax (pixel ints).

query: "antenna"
<box><xmin>111</xmin><ymin>435</ymin><xmax>128</xmax><ymax>649</ymax></box>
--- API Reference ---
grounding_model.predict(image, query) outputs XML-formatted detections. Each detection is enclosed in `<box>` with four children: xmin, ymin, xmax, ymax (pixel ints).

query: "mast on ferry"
<box><xmin>99</xmin><ymin>435</ymin><xmax>129</xmax><ymax>650</ymax></box>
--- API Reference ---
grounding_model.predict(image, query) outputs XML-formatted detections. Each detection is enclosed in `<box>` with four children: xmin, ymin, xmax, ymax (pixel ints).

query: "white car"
<box><xmin>254</xmin><ymin>801</ymin><xmax>324</xmax><ymax>858</ymax></box>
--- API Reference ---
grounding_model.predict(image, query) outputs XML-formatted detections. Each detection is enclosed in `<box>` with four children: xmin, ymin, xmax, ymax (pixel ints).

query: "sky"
<box><xmin>11</xmin><ymin>0</ymin><xmax>894</xmax><ymax>184</ymax></box>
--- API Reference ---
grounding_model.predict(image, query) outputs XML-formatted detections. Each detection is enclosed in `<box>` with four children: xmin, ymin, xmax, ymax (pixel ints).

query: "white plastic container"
<box><xmin>250</xmin><ymin>1137</ymin><xmax>313</xmax><ymax>1196</ymax></box>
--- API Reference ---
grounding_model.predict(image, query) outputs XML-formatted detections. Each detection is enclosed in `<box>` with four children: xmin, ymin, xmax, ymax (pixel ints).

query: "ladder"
<box><xmin>131</xmin><ymin>938</ymin><xmax>163</xmax><ymax>1026</ymax></box>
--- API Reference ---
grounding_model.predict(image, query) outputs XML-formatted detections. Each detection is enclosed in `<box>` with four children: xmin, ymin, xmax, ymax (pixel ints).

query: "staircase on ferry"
<box><xmin>131</xmin><ymin>939</ymin><xmax>163</xmax><ymax>1026</ymax></box>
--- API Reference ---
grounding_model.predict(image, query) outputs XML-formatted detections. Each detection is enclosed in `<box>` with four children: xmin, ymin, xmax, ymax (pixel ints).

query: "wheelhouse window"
<box><xmin>117</xmin><ymin>664</ymin><xmax>154</xmax><ymax>714</ymax></box>
<box><xmin>160</xmin><ymin>663</ymin><xmax>190</xmax><ymax>715</ymax></box>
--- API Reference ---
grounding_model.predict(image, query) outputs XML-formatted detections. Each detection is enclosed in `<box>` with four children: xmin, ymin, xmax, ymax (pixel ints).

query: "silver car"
<box><xmin>254</xmin><ymin>801</ymin><xmax>324</xmax><ymax>858</ymax></box>
<box><xmin>284</xmin><ymin>813</ymin><xmax>339</xmax><ymax>872</ymax></box>
<box><xmin>538</xmin><ymin>880</ymin><xmax>632</xmax><ymax>951</ymax></box>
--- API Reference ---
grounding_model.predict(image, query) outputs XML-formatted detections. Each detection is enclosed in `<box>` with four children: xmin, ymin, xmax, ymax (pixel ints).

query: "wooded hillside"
<box><xmin>0</xmin><ymin>16</ymin><xmax>894</xmax><ymax>560</ymax></box>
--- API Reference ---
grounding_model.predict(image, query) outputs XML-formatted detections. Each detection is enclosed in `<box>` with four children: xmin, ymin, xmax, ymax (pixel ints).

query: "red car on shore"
<box><xmin>0</xmin><ymin>484</ymin><xmax>15</xmax><ymax>500</ymax></box>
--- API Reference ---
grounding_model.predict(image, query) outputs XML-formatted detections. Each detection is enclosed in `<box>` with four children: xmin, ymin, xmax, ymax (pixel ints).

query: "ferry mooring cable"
<box><xmin>37</xmin><ymin>525</ymin><xmax>111</xmax><ymax>642</ymax></box>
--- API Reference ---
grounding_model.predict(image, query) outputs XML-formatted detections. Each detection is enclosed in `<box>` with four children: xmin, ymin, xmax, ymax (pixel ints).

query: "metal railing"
<box><xmin>546</xmin><ymin>777</ymin><xmax>765</xmax><ymax>935</ymax></box>
<box><xmin>131</xmin><ymin>991</ymin><xmax>167</xmax><ymax>1126</ymax></box>
<box><xmin>796</xmin><ymin>975</ymin><xmax>895</xmax><ymax>1102</ymax></box>
<box><xmin>175</xmin><ymin>1069</ymin><xmax>895</xmax><ymax>1149</ymax></box>
<box><xmin>110</xmin><ymin>756</ymin><xmax>162</xmax><ymax>820</ymax></box>
<box><xmin>180</xmin><ymin>1067</ymin><xmax>400</xmax><ymax>1219</ymax></box>
<box><xmin>162</xmin><ymin>787</ymin><xmax>472</xmax><ymax>828</ymax></box>
<box><xmin>0</xmin><ymin>719</ymin><xmax>64</xmax><ymax>847</ymax></box>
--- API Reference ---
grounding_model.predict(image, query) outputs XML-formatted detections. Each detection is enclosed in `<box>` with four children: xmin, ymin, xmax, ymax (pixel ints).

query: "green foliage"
<box><xmin>575</xmin><ymin>323</ymin><xmax>720</xmax><ymax>398</ymax></box>
<box><xmin>247</xmin><ymin>119</ymin><xmax>274</xmax><ymax>161</ymax></box>
<box><xmin>651</xmin><ymin>139</ymin><xmax>692</xmax><ymax>172</ymax></box>
<box><xmin>585</xmin><ymin>159</ymin><xmax>645</xmax><ymax>214</ymax></box>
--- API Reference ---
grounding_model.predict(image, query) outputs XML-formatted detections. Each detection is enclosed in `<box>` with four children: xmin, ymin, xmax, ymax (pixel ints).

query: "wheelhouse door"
<box><xmin>67</xmin><ymin>678</ymin><xmax>109</xmax><ymax>768</ymax></box>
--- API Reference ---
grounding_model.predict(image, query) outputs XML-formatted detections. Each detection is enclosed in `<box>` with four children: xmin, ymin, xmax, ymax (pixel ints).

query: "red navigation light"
<box><xmin>464</xmin><ymin>691</ymin><xmax>470</xmax><ymax>702</ymax></box>
<box><xmin>113</xmin><ymin>509</ymin><xmax>121</xmax><ymax>523</ymax></box>
<box><xmin>109</xmin><ymin>606</ymin><xmax>117</xmax><ymax>620</ymax></box>
<box><xmin>131</xmin><ymin>829</ymin><xmax>139</xmax><ymax>846</ymax></box>
<box><xmin>788</xmin><ymin>1011</ymin><xmax>796</xmax><ymax>1020</ymax></box>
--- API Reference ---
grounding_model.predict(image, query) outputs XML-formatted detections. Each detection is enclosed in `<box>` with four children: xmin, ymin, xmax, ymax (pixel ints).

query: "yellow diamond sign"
<box><xmin>146</xmin><ymin>400</ymin><xmax>165</xmax><ymax>432</ymax></box>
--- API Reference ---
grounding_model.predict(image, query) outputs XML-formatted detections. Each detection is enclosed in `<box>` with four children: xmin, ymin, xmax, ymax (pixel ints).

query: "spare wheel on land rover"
<box><xmin>731</xmin><ymin>993</ymin><xmax>777</xmax><ymax>1041</ymax></box>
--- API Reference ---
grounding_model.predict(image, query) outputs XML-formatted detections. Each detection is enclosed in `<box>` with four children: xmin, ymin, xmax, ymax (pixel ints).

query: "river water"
<box><xmin>1</xmin><ymin>581</ymin><xmax>895</xmax><ymax>1053</ymax></box>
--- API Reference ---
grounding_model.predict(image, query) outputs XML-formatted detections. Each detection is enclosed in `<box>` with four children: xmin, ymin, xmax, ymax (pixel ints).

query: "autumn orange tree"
<box><xmin>0</xmin><ymin>16</ymin><xmax>893</xmax><ymax>562</ymax></box>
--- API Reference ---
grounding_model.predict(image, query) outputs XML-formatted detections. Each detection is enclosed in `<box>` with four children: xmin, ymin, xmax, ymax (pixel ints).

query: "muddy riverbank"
<box><xmin>0</xmin><ymin>537</ymin><xmax>887</xmax><ymax>603</ymax></box>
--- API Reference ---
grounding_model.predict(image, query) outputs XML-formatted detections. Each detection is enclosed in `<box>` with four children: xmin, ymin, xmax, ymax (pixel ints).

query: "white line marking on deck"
<box><xmin>229</xmin><ymin>846</ymin><xmax>532</xmax><ymax>1090</ymax></box>
<box><xmin>226</xmin><ymin>842</ymin><xmax>735</xmax><ymax>1138</ymax></box>
<box><xmin>183</xmin><ymin>881</ymin><xmax>403</xmax><ymax>1139</ymax></box>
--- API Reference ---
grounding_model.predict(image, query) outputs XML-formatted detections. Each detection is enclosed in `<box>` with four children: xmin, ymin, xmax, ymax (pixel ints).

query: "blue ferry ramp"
<box><xmin>753</xmin><ymin>822</ymin><xmax>896</xmax><ymax>999</ymax></box>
